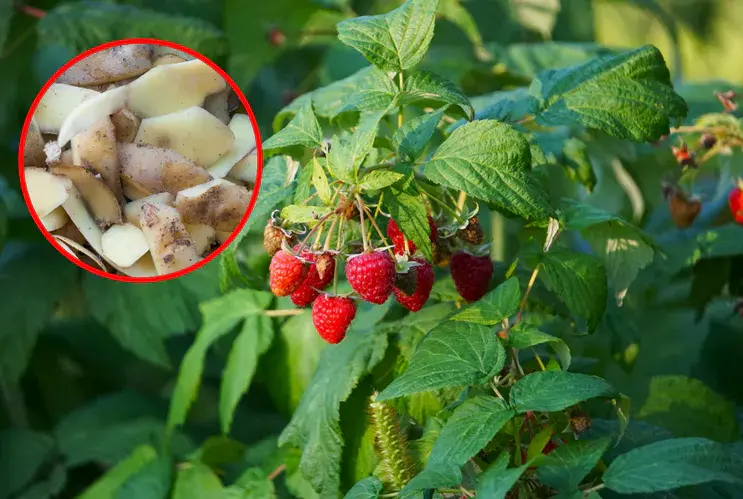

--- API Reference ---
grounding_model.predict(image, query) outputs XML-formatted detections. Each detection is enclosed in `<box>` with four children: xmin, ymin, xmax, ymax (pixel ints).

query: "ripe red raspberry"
<box><xmin>291</xmin><ymin>250</ymin><xmax>335</xmax><ymax>307</ymax></box>
<box><xmin>393</xmin><ymin>258</ymin><xmax>434</xmax><ymax>312</ymax></box>
<box><xmin>269</xmin><ymin>249</ymin><xmax>308</xmax><ymax>296</ymax></box>
<box><xmin>450</xmin><ymin>251</ymin><xmax>493</xmax><ymax>301</ymax></box>
<box><xmin>729</xmin><ymin>186</ymin><xmax>743</xmax><ymax>224</ymax></box>
<box><xmin>312</xmin><ymin>294</ymin><xmax>357</xmax><ymax>344</ymax></box>
<box><xmin>387</xmin><ymin>216</ymin><xmax>437</xmax><ymax>255</ymax></box>
<box><xmin>346</xmin><ymin>251</ymin><xmax>396</xmax><ymax>304</ymax></box>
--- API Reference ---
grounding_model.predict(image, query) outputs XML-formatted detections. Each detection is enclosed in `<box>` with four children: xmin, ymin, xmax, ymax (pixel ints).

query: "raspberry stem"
<box><xmin>397</xmin><ymin>72</ymin><xmax>404</xmax><ymax>129</ymax></box>
<box><xmin>358</xmin><ymin>199</ymin><xmax>369</xmax><ymax>251</ymax></box>
<box><xmin>357</xmin><ymin>195</ymin><xmax>394</xmax><ymax>258</ymax></box>
<box><xmin>424</xmin><ymin>192</ymin><xmax>465</xmax><ymax>224</ymax></box>
<box><xmin>323</xmin><ymin>216</ymin><xmax>337</xmax><ymax>251</ymax></box>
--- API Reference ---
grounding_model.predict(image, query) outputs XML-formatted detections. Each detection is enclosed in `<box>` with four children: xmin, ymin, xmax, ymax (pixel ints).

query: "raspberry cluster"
<box><xmin>264</xmin><ymin>206</ymin><xmax>495</xmax><ymax>344</ymax></box>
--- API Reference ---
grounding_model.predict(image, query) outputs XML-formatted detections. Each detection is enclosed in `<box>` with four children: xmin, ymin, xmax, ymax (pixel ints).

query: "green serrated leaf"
<box><xmin>280</xmin><ymin>205</ymin><xmax>332</xmax><ymax>225</ymax></box>
<box><xmin>538</xmin><ymin>247</ymin><xmax>607</xmax><ymax>332</ymax></box>
<box><xmin>311</xmin><ymin>158</ymin><xmax>332</xmax><ymax>204</ymax></box>
<box><xmin>526</xmin><ymin>425</ymin><xmax>554</xmax><ymax>462</ymax></box>
<box><xmin>78</xmin><ymin>445</ymin><xmax>158</xmax><ymax>499</ymax></box>
<box><xmin>427</xmin><ymin>396</ymin><xmax>515</xmax><ymax>467</ymax></box>
<box><xmin>229</xmin><ymin>467</ymin><xmax>276</xmax><ymax>497</ymax></box>
<box><xmin>14</xmin><ymin>465</ymin><xmax>66</xmax><ymax>499</ymax></box>
<box><xmin>529</xmin><ymin>45</ymin><xmax>688</xmax><ymax>141</ymax></box>
<box><xmin>359</xmin><ymin>170</ymin><xmax>404</xmax><ymax>190</ymax></box>
<box><xmin>114</xmin><ymin>455</ymin><xmax>171</xmax><ymax>499</ymax></box>
<box><xmin>0</xmin><ymin>429</ymin><xmax>55</xmax><ymax>499</ymax></box>
<box><xmin>401</xmin><ymin>463</ymin><xmax>461</xmax><ymax>493</ymax></box>
<box><xmin>537</xmin><ymin>438</ymin><xmax>609</xmax><ymax>492</ymax></box>
<box><xmin>38</xmin><ymin>4</ymin><xmax>228</xmax><ymax>62</ymax></box>
<box><xmin>508</xmin><ymin>323</ymin><xmax>570</xmax><ymax>370</ymax></box>
<box><xmin>343</xmin><ymin>477</ymin><xmax>383</xmax><ymax>498</ymax></box>
<box><xmin>172</xmin><ymin>462</ymin><xmax>224</xmax><ymax>498</ymax></box>
<box><xmin>166</xmin><ymin>290</ymin><xmax>272</xmax><ymax>436</ymax></box>
<box><xmin>0</xmin><ymin>248</ymin><xmax>76</xmax><ymax>387</ymax></box>
<box><xmin>220</xmin><ymin>313</ymin><xmax>274</xmax><ymax>434</ymax></box>
<box><xmin>328</xmin><ymin>112</ymin><xmax>385</xmax><ymax>183</ymax></box>
<box><xmin>393</xmin><ymin>109</ymin><xmax>445</xmax><ymax>161</ymax></box>
<box><xmin>510</xmin><ymin>371</ymin><xmax>615</xmax><ymax>413</ymax></box>
<box><xmin>83</xmin><ymin>270</ymin><xmax>220</xmax><ymax>368</ymax></box>
<box><xmin>377</xmin><ymin>321</ymin><xmax>506</xmax><ymax>401</ymax></box>
<box><xmin>450</xmin><ymin>277</ymin><xmax>520</xmax><ymax>325</ymax></box>
<box><xmin>476</xmin><ymin>452</ymin><xmax>529</xmax><ymax>499</ymax></box>
<box><xmin>278</xmin><ymin>303</ymin><xmax>390</xmax><ymax>498</ymax></box>
<box><xmin>264</xmin><ymin>101</ymin><xmax>323</xmax><ymax>156</ymax></box>
<box><xmin>336</xmin><ymin>0</ymin><xmax>439</xmax><ymax>72</ymax></box>
<box><xmin>383</xmin><ymin>169</ymin><xmax>432</xmax><ymax>260</ymax></box>
<box><xmin>438</xmin><ymin>0</ymin><xmax>484</xmax><ymax>52</ymax></box>
<box><xmin>603</xmin><ymin>438</ymin><xmax>743</xmax><ymax>493</ymax></box>
<box><xmin>424</xmin><ymin>120</ymin><xmax>552</xmax><ymax>221</ymax></box>
<box><xmin>637</xmin><ymin>375</ymin><xmax>739</xmax><ymax>442</ymax></box>
<box><xmin>402</xmin><ymin>71</ymin><xmax>473</xmax><ymax>120</ymax></box>
<box><xmin>294</xmin><ymin>161</ymin><xmax>314</xmax><ymax>205</ymax></box>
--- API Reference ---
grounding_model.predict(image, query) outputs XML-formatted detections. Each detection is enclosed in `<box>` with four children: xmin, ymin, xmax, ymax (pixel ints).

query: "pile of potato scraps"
<box><xmin>22</xmin><ymin>44</ymin><xmax>258</xmax><ymax>278</ymax></box>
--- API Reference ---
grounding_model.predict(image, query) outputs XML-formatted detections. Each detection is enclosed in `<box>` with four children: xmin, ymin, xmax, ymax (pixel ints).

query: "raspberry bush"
<box><xmin>3</xmin><ymin>0</ymin><xmax>743</xmax><ymax>498</ymax></box>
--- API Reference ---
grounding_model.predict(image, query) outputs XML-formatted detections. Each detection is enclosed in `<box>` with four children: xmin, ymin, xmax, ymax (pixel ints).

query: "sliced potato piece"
<box><xmin>53</xmin><ymin>221</ymin><xmax>87</xmax><ymax>246</ymax></box>
<box><xmin>207</xmin><ymin>114</ymin><xmax>256</xmax><ymax>178</ymax></box>
<box><xmin>71</xmin><ymin>116</ymin><xmax>123</xmax><ymax>204</ymax></box>
<box><xmin>122</xmin><ymin>179</ymin><xmax>151</xmax><ymax>200</ymax></box>
<box><xmin>138</xmin><ymin>203</ymin><xmax>199</xmax><ymax>275</ymax></box>
<box><xmin>134</xmin><ymin>106</ymin><xmax>234</xmax><ymax>166</ymax></box>
<box><xmin>124</xmin><ymin>192</ymin><xmax>174</xmax><ymax>226</ymax></box>
<box><xmin>57</xmin><ymin>44</ymin><xmax>153</xmax><ymax>86</ymax></box>
<box><xmin>186</xmin><ymin>224</ymin><xmax>217</xmax><ymax>256</ymax></box>
<box><xmin>41</xmin><ymin>207</ymin><xmax>69</xmax><ymax>231</ymax></box>
<box><xmin>35</xmin><ymin>84</ymin><xmax>100</xmax><ymax>134</ymax></box>
<box><xmin>58</xmin><ymin>85</ymin><xmax>129</xmax><ymax>147</ymax></box>
<box><xmin>116</xmin><ymin>253</ymin><xmax>157</xmax><ymax>278</ymax></box>
<box><xmin>101</xmin><ymin>223</ymin><xmax>150</xmax><ymax>267</ymax></box>
<box><xmin>127</xmin><ymin>59</ymin><xmax>227</xmax><ymax>118</ymax></box>
<box><xmin>228</xmin><ymin>152</ymin><xmax>258</xmax><ymax>183</ymax></box>
<box><xmin>204</xmin><ymin>90</ymin><xmax>230</xmax><ymax>124</ymax></box>
<box><xmin>51</xmin><ymin>164</ymin><xmax>122</xmax><ymax>227</ymax></box>
<box><xmin>25</xmin><ymin>167</ymin><xmax>72</xmax><ymax>218</ymax></box>
<box><xmin>24</xmin><ymin>118</ymin><xmax>46</xmax><ymax>167</ymax></box>
<box><xmin>110</xmin><ymin>108</ymin><xmax>140</xmax><ymax>143</ymax></box>
<box><xmin>60</xmin><ymin>184</ymin><xmax>104</xmax><ymax>253</ymax></box>
<box><xmin>153</xmin><ymin>54</ymin><xmax>187</xmax><ymax>67</ymax></box>
<box><xmin>152</xmin><ymin>46</ymin><xmax>194</xmax><ymax>61</ymax></box>
<box><xmin>175</xmin><ymin>178</ymin><xmax>251</xmax><ymax>232</ymax></box>
<box><xmin>216</xmin><ymin>231</ymin><xmax>232</xmax><ymax>245</ymax></box>
<box><xmin>119</xmin><ymin>143</ymin><xmax>212</xmax><ymax>196</ymax></box>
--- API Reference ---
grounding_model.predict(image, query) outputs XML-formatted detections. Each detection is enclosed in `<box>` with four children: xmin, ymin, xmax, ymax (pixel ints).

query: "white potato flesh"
<box><xmin>24</xmin><ymin>118</ymin><xmax>46</xmax><ymax>167</ymax></box>
<box><xmin>58</xmin><ymin>85</ymin><xmax>129</xmax><ymax>147</ymax></box>
<box><xmin>110</xmin><ymin>108</ymin><xmax>140</xmax><ymax>143</ymax></box>
<box><xmin>134</xmin><ymin>106</ymin><xmax>234</xmax><ymax>166</ymax></box>
<box><xmin>185</xmin><ymin>224</ymin><xmax>217</xmax><ymax>255</ymax></box>
<box><xmin>101</xmin><ymin>223</ymin><xmax>150</xmax><ymax>268</ymax></box>
<box><xmin>153</xmin><ymin>54</ymin><xmax>187</xmax><ymax>67</ymax></box>
<box><xmin>61</xmin><ymin>184</ymin><xmax>104</xmax><ymax>253</ymax></box>
<box><xmin>207</xmin><ymin>114</ymin><xmax>256</xmax><ymax>178</ymax></box>
<box><xmin>122</xmin><ymin>181</ymin><xmax>151</xmax><ymax>201</ymax></box>
<box><xmin>174</xmin><ymin>178</ymin><xmax>251</xmax><ymax>232</ymax></box>
<box><xmin>35</xmin><ymin>84</ymin><xmax>100</xmax><ymax>134</ymax></box>
<box><xmin>71</xmin><ymin>117</ymin><xmax>123</xmax><ymax>203</ymax></box>
<box><xmin>127</xmin><ymin>59</ymin><xmax>227</xmax><ymax>118</ymax></box>
<box><xmin>124</xmin><ymin>192</ymin><xmax>174</xmax><ymax>226</ymax></box>
<box><xmin>138</xmin><ymin>203</ymin><xmax>199</xmax><ymax>275</ymax></box>
<box><xmin>51</xmin><ymin>164</ymin><xmax>122</xmax><ymax>226</ymax></box>
<box><xmin>227</xmin><ymin>151</ymin><xmax>258</xmax><ymax>183</ymax></box>
<box><xmin>57</xmin><ymin>44</ymin><xmax>153</xmax><ymax>86</ymax></box>
<box><xmin>118</xmin><ymin>143</ymin><xmax>212</xmax><ymax>195</ymax></box>
<box><xmin>25</xmin><ymin>167</ymin><xmax>72</xmax><ymax>218</ymax></box>
<box><xmin>41</xmin><ymin>207</ymin><xmax>69</xmax><ymax>231</ymax></box>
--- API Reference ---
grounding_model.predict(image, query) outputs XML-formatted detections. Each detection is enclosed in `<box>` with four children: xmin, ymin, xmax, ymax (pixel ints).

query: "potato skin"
<box><xmin>71</xmin><ymin>116</ymin><xmax>123</xmax><ymax>204</ymax></box>
<box><xmin>138</xmin><ymin>203</ymin><xmax>199</xmax><ymax>275</ymax></box>
<box><xmin>175</xmin><ymin>180</ymin><xmax>252</xmax><ymax>232</ymax></box>
<box><xmin>118</xmin><ymin>143</ymin><xmax>212</xmax><ymax>196</ymax></box>
<box><xmin>110</xmin><ymin>109</ymin><xmax>140</xmax><ymax>143</ymax></box>
<box><xmin>24</xmin><ymin>119</ymin><xmax>46</xmax><ymax>167</ymax></box>
<box><xmin>57</xmin><ymin>44</ymin><xmax>153</xmax><ymax>86</ymax></box>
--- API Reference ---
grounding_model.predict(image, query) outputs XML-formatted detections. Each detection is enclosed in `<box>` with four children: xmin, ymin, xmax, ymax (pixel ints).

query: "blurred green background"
<box><xmin>1</xmin><ymin>1</ymin><xmax>742</xmax><ymax>498</ymax></box>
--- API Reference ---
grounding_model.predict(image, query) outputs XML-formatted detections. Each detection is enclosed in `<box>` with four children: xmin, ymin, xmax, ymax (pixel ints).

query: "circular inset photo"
<box><xmin>18</xmin><ymin>39</ymin><xmax>262</xmax><ymax>283</ymax></box>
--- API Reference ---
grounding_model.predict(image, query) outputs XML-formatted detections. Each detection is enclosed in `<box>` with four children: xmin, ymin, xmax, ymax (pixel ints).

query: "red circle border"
<box><xmin>18</xmin><ymin>38</ymin><xmax>263</xmax><ymax>284</ymax></box>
